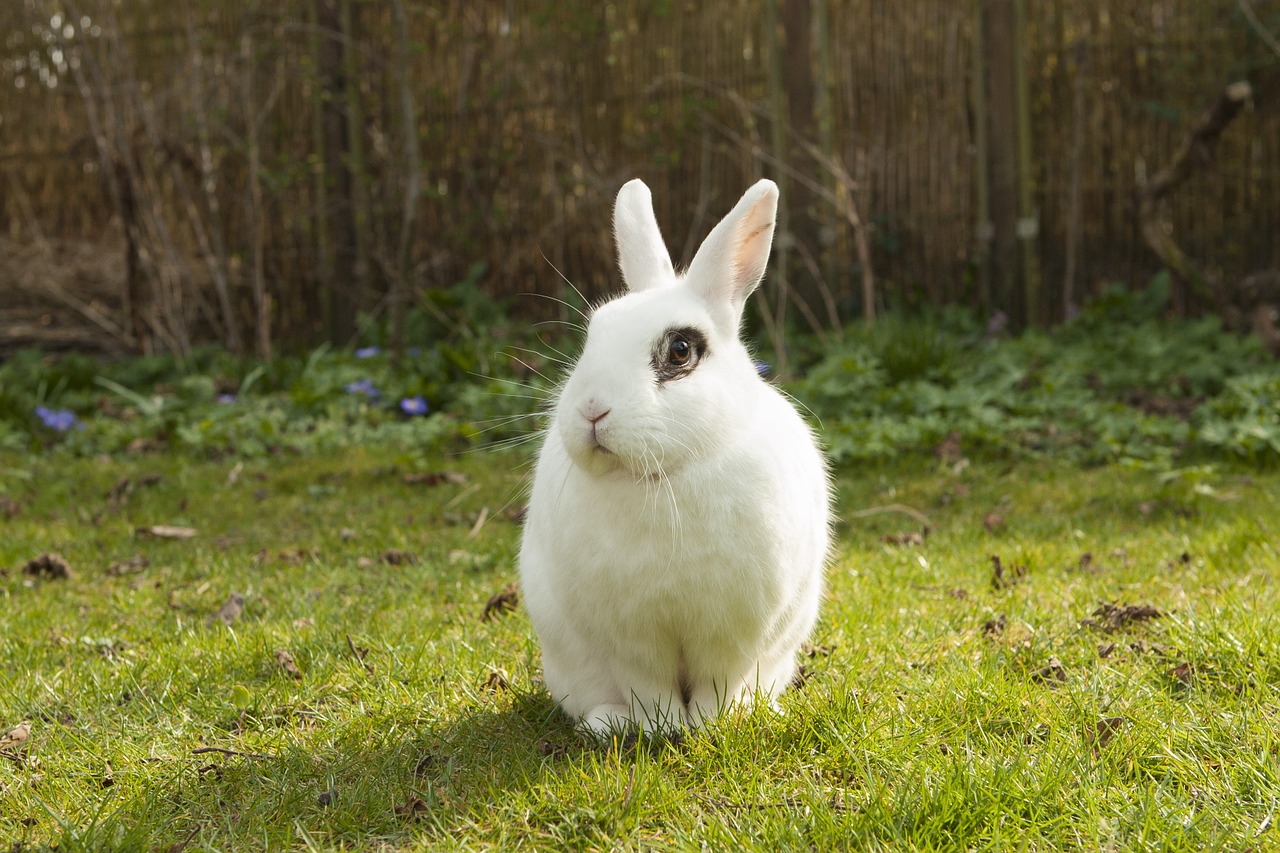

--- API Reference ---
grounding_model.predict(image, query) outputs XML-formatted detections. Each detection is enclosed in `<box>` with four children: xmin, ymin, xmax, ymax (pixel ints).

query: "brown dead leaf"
<box><xmin>1091</xmin><ymin>716</ymin><xmax>1125</xmax><ymax>752</ymax></box>
<box><xmin>274</xmin><ymin>650</ymin><xmax>302</xmax><ymax>680</ymax></box>
<box><xmin>790</xmin><ymin>644</ymin><xmax>835</xmax><ymax>691</ymax></box>
<box><xmin>107</xmin><ymin>474</ymin><xmax>162</xmax><ymax>507</ymax></box>
<box><xmin>803</xmin><ymin>643</ymin><xmax>835</xmax><ymax>659</ymax></box>
<box><xmin>101</xmin><ymin>761</ymin><xmax>114</xmax><ymax>788</ymax></box>
<box><xmin>934</xmin><ymin>431</ymin><xmax>963</xmax><ymax>464</ymax></box>
<box><xmin>196</xmin><ymin>763</ymin><xmax>223</xmax><ymax>781</ymax></box>
<box><xmin>881</xmin><ymin>530</ymin><xmax>926</xmax><ymax>547</ymax></box>
<box><xmin>983</xmin><ymin>512</ymin><xmax>1006</xmax><ymax>533</ymax></box>
<box><xmin>1168</xmin><ymin>661</ymin><xmax>1194</xmax><ymax>685</ymax></box>
<box><xmin>0</xmin><ymin>495</ymin><xmax>22</xmax><ymax>519</ymax></box>
<box><xmin>982</xmin><ymin>614</ymin><xmax>1007</xmax><ymax>638</ymax></box>
<box><xmin>1083</xmin><ymin>602</ymin><xmax>1164</xmax><ymax>633</ymax></box>
<box><xmin>1032</xmin><ymin>657</ymin><xmax>1067</xmax><ymax>685</ymax></box>
<box><xmin>396</xmin><ymin>796</ymin><xmax>430</xmax><ymax>821</ymax></box>
<box><xmin>209</xmin><ymin>593</ymin><xmax>245</xmax><ymax>626</ymax></box>
<box><xmin>1126</xmin><ymin>640</ymin><xmax>1176</xmax><ymax>658</ymax></box>
<box><xmin>380</xmin><ymin>549</ymin><xmax>418</xmax><ymax>566</ymax></box>
<box><xmin>106</xmin><ymin>555</ymin><xmax>149</xmax><ymax>577</ymax></box>
<box><xmin>346</xmin><ymin>634</ymin><xmax>374</xmax><ymax>675</ymax></box>
<box><xmin>1098</xmin><ymin>642</ymin><xmax>1117</xmax><ymax>659</ymax></box>
<box><xmin>292</xmin><ymin>617</ymin><xmax>315</xmax><ymax>630</ymax></box>
<box><xmin>481</xmin><ymin>583</ymin><xmax>520</xmax><ymax>622</ymax></box>
<box><xmin>413</xmin><ymin>751</ymin><xmax>444</xmax><ymax>777</ymax></box>
<box><xmin>0</xmin><ymin>720</ymin><xmax>31</xmax><ymax>754</ymax></box>
<box><xmin>126</xmin><ymin>437</ymin><xmax>161</xmax><ymax>455</ymax></box>
<box><xmin>136</xmin><ymin>525</ymin><xmax>197</xmax><ymax>540</ymax></box>
<box><xmin>403</xmin><ymin>471</ymin><xmax>468</xmax><ymax>486</ymax></box>
<box><xmin>317</xmin><ymin>787</ymin><xmax>336</xmax><ymax>807</ymax></box>
<box><xmin>990</xmin><ymin>555</ymin><xmax>1026</xmax><ymax>590</ymax></box>
<box><xmin>107</xmin><ymin>478</ymin><xmax>130</xmax><ymax>503</ymax></box>
<box><xmin>538</xmin><ymin>740</ymin><xmax>570</xmax><ymax>759</ymax></box>
<box><xmin>23</xmin><ymin>553</ymin><xmax>73</xmax><ymax>580</ymax></box>
<box><xmin>356</xmin><ymin>556</ymin><xmax>375</xmax><ymax>569</ymax></box>
<box><xmin>482</xmin><ymin>668</ymin><xmax>510</xmax><ymax>693</ymax></box>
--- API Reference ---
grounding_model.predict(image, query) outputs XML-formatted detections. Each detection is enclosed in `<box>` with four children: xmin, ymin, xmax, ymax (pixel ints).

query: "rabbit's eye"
<box><xmin>652</xmin><ymin>326</ymin><xmax>708</xmax><ymax>382</ymax></box>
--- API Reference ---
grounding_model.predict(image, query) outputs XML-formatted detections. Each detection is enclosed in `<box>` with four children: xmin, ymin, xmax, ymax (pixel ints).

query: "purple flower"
<box><xmin>355</xmin><ymin>346</ymin><xmax>381</xmax><ymax>359</ymax></box>
<box><xmin>36</xmin><ymin>406</ymin><xmax>80</xmax><ymax>432</ymax></box>
<box><xmin>345</xmin><ymin>379</ymin><xmax>380</xmax><ymax>399</ymax></box>
<box><xmin>399</xmin><ymin>396</ymin><xmax>428</xmax><ymax>416</ymax></box>
<box><xmin>755</xmin><ymin>361</ymin><xmax>771</xmax><ymax>377</ymax></box>
<box><xmin>986</xmin><ymin>309</ymin><xmax>1008</xmax><ymax>337</ymax></box>
<box><xmin>216</xmin><ymin>393</ymin><xmax>237</xmax><ymax>405</ymax></box>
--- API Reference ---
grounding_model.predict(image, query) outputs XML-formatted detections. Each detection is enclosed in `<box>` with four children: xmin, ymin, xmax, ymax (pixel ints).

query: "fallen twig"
<box><xmin>190</xmin><ymin>746</ymin><xmax>275</xmax><ymax>760</ymax></box>
<box><xmin>846</xmin><ymin>503</ymin><xmax>932</xmax><ymax>529</ymax></box>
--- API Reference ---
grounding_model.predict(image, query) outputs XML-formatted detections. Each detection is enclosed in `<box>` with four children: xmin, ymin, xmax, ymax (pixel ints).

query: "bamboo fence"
<box><xmin>0</xmin><ymin>0</ymin><xmax>1276</xmax><ymax>351</ymax></box>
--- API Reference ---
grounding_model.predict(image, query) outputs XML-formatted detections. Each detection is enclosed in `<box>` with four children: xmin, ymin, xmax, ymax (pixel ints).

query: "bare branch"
<box><xmin>1239</xmin><ymin>0</ymin><xmax>1280</xmax><ymax>61</ymax></box>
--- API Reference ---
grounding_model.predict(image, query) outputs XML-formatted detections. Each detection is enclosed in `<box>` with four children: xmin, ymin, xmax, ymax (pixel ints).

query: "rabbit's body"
<box><xmin>520</xmin><ymin>179</ymin><xmax>829</xmax><ymax>735</ymax></box>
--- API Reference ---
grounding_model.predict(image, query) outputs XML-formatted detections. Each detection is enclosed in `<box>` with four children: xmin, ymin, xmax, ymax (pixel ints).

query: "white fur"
<box><xmin>519</xmin><ymin>178</ymin><xmax>830</xmax><ymax>736</ymax></box>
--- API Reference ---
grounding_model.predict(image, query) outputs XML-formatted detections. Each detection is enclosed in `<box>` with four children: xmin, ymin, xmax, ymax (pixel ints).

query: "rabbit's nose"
<box><xmin>581</xmin><ymin>401</ymin><xmax>610</xmax><ymax>424</ymax></box>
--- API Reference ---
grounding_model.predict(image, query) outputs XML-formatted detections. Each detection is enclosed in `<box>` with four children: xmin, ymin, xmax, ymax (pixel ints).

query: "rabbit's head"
<box><xmin>554</xmin><ymin>179</ymin><xmax>778</xmax><ymax>478</ymax></box>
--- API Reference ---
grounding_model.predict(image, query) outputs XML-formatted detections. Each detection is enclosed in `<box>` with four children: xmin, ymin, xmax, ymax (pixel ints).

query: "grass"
<box><xmin>1</xmin><ymin>446</ymin><xmax>1279</xmax><ymax>850</ymax></box>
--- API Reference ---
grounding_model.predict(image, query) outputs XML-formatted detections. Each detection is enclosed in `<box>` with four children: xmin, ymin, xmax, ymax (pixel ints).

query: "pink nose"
<box><xmin>581</xmin><ymin>400</ymin><xmax>610</xmax><ymax>424</ymax></box>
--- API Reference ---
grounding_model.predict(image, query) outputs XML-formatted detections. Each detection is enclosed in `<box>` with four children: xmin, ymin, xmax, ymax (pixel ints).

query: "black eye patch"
<box><xmin>652</xmin><ymin>326</ymin><xmax>709</xmax><ymax>382</ymax></box>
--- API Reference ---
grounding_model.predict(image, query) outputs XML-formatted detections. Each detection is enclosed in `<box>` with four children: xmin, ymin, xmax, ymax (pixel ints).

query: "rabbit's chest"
<box><xmin>560</xmin><ymin>473</ymin><xmax>781</xmax><ymax>632</ymax></box>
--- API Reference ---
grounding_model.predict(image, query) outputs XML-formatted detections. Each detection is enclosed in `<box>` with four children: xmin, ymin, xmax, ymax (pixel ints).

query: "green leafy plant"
<box><xmin>790</xmin><ymin>283</ymin><xmax>1278</xmax><ymax>467</ymax></box>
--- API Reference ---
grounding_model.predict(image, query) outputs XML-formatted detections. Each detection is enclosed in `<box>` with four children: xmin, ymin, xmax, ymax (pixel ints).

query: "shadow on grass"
<box><xmin>33</xmin><ymin>688</ymin><xmax>628</xmax><ymax>851</ymax></box>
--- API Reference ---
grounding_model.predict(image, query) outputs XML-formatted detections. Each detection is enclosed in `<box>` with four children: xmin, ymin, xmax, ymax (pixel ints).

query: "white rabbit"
<box><xmin>519</xmin><ymin>178</ymin><xmax>830</xmax><ymax>736</ymax></box>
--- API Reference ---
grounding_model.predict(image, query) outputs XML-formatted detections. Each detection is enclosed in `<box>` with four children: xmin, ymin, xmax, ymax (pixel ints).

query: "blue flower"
<box><xmin>399</xmin><ymin>396</ymin><xmax>428</xmax><ymax>416</ymax></box>
<box><xmin>345</xmin><ymin>379</ymin><xmax>380</xmax><ymax>399</ymax></box>
<box><xmin>355</xmin><ymin>346</ymin><xmax>381</xmax><ymax>359</ymax></box>
<box><xmin>36</xmin><ymin>406</ymin><xmax>80</xmax><ymax>432</ymax></box>
<box><xmin>216</xmin><ymin>393</ymin><xmax>237</xmax><ymax>405</ymax></box>
<box><xmin>755</xmin><ymin>361</ymin><xmax>771</xmax><ymax>377</ymax></box>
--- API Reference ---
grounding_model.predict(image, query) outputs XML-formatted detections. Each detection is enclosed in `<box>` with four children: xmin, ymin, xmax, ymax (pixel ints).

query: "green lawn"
<box><xmin>2</xmin><ymin>448</ymin><xmax>1278</xmax><ymax>850</ymax></box>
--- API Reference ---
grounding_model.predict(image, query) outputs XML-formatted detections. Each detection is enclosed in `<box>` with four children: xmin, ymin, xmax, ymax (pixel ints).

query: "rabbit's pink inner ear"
<box><xmin>731</xmin><ymin>216</ymin><xmax>775</xmax><ymax>300</ymax></box>
<box><xmin>686</xmin><ymin>180</ymin><xmax>778</xmax><ymax>319</ymax></box>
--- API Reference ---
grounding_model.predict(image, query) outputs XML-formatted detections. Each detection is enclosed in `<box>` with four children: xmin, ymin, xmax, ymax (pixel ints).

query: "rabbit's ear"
<box><xmin>614</xmin><ymin>179</ymin><xmax>675</xmax><ymax>293</ymax></box>
<box><xmin>685</xmin><ymin>180</ymin><xmax>778</xmax><ymax>328</ymax></box>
